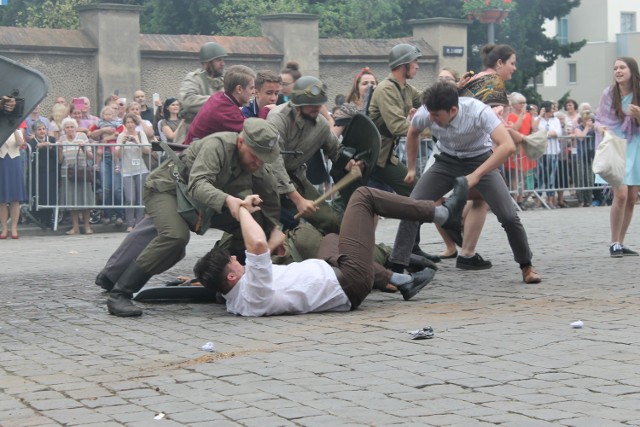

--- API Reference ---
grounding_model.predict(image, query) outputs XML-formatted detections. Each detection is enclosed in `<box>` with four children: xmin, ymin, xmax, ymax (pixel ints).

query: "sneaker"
<box><xmin>102</xmin><ymin>217</ymin><xmax>111</xmax><ymax>225</ymax></box>
<box><xmin>115</xmin><ymin>217</ymin><xmax>124</xmax><ymax>226</ymax></box>
<box><xmin>621</xmin><ymin>245</ymin><xmax>639</xmax><ymax>256</ymax></box>
<box><xmin>610</xmin><ymin>243</ymin><xmax>623</xmax><ymax>258</ymax></box>
<box><xmin>397</xmin><ymin>268</ymin><xmax>436</xmax><ymax>301</ymax></box>
<box><xmin>456</xmin><ymin>253</ymin><xmax>492</xmax><ymax>270</ymax></box>
<box><xmin>521</xmin><ymin>265</ymin><xmax>542</xmax><ymax>284</ymax></box>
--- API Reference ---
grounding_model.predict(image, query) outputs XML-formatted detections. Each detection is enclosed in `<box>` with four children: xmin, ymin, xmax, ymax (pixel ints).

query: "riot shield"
<box><xmin>0</xmin><ymin>56</ymin><xmax>49</xmax><ymax>142</ymax></box>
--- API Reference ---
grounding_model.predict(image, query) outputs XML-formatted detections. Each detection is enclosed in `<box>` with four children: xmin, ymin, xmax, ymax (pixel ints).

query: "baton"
<box><xmin>293</xmin><ymin>167</ymin><xmax>362</xmax><ymax>220</ymax></box>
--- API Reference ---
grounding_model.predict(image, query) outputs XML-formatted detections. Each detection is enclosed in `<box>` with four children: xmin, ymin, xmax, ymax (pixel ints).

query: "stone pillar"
<box><xmin>260</xmin><ymin>13</ymin><xmax>319</xmax><ymax>77</ymax></box>
<box><xmin>77</xmin><ymin>3</ymin><xmax>142</xmax><ymax>112</ymax></box>
<box><xmin>410</xmin><ymin>18</ymin><xmax>469</xmax><ymax>76</ymax></box>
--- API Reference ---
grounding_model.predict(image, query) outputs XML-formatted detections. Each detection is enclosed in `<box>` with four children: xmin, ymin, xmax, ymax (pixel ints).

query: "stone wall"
<box><xmin>0</xmin><ymin>4</ymin><xmax>468</xmax><ymax>117</ymax></box>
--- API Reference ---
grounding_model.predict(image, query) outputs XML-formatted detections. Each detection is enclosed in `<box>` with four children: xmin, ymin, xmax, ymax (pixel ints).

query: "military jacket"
<box><xmin>145</xmin><ymin>132</ymin><xmax>255</xmax><ymax>214</ymax></box>
<box><xmin>179</xmin><ymin>69</ymin><xmax>224</xmax><ymax>123</ymax></box>
<box><xmin>368</xmin><ymin>73</ymin><xmax>421</xmax><ymax>167</ymax></box>
<box><xmin>266</xmin><ymin>102</ymin><xmax>341</xmax><ymax>194</ymax></box>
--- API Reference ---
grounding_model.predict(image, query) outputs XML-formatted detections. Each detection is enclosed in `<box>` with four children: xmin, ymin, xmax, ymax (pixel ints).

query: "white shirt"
<box><xmin>536</xmin><ymin>116</ymin><xmax>562</xmax><ymax>155</ymax></box>
<box><xmin>411</xmin><ymin>97</ymin><xmax>501</xmax><ymax>158</ymax></box>
<box><xmin>224</xmin><ymin>251</ymin><xmax>351</xmax><ymax>316</ymax></box>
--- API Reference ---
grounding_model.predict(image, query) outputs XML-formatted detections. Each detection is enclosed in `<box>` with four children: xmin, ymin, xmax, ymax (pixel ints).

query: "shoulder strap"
<box><xmin>159</xmin><ymin>140</ymin><xmax>187</xmax><ymax>176</ymax></box>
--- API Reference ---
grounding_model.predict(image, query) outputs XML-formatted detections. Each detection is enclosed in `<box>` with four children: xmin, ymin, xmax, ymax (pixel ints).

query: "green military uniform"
<box><xmin>175</xmin><ymin>69</ymin><xmax>224</xmax><ymax>144</ymax></box>
<box><xmin>368</xmin><ymin>73</ymin><xmax>422</xmax><ymax>196</ymax></box>
<box><xmin>137</xmin><ymin>132</ymin><xmax>279</xmax><ymax>274</ymax></box>
<box><xmin>267</xmin><ymin>102</ymin><xmax>343</xmax><ymax>234</ymax></box>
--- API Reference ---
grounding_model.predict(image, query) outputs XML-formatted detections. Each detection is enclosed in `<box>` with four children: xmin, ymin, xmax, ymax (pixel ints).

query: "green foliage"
<box><xmin>20</xmin><ymin>0</ymin><xmax>94</xmax><ymax>29</ymax></box>
<box><xmin>211</xmin><ymin>0</ymin><xmax>305</xmax><ymax>36</ymax></box>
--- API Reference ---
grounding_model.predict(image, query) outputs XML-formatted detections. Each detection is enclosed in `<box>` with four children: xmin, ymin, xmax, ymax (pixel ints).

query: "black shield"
<box><xmin>0</xmin><ymin>56</ymin><xmax>49</xmax><ymax>142</ymax></box>
<box><xmin>331</xmin><ymin>112</ymin><xmax>381</xmax><ymax>184</ymax></box>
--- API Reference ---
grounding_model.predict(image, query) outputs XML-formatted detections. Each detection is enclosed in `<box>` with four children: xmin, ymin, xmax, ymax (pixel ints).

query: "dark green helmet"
<box><xmin>290</xmin><ymin>76</ymin><xmax>328</xmax><ymax>107</ymax></box>
<box><xmin>389</xmin><ymin>43</ymin><xmax>422</xmax><ymax>69</ymax></box>
<box><xmin>199</xmin><ymin>42</ymin><xmax>227</xmax><ymax>63</ymax></box>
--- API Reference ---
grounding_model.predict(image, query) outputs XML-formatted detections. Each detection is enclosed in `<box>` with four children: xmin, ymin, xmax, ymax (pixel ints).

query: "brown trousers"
<box><xmin>319</xmin><ymin>187</ymin><xmax>436</xmax><ymax>310</ymax></box>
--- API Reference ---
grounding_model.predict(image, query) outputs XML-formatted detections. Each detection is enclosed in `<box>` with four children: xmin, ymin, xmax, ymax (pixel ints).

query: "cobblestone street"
<box><xmin>1</xmin><ymin>206</ymin><xmax>639</xmax><ymax>426</ymax></box>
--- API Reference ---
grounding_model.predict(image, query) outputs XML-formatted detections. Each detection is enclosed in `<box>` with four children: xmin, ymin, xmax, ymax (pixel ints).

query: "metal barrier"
<box><xmin>27</xmin><ymin>142</ymin><xmax>163</xmax><ymax>230</ymax></box>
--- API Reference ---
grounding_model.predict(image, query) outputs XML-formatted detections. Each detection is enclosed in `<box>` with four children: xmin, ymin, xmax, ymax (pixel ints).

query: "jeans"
<box><xmin>101</xmin><ymin>152</ymin><xmax>124</xmax><ymax>219</ymax></box>
<box><xmin>537</xmin><ymin>154</ymin><xmax>558</xmax><ymax>197</ymax></box>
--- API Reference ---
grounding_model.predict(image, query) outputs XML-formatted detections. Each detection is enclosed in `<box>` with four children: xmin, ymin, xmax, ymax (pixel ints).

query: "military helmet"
<box><xmin>199</xmin><ymin>42</ymin><xmax>227</xmax><ymax>63</ymax></box>
<box><xmin>290</xmin><ymin>76</ymin><xmax>328</xmax><ymax>107</ymax></box>
<box><xmin>389</xmin><ymin>43</ymin><xmax>422</xmax><ymax>69</ymax></box>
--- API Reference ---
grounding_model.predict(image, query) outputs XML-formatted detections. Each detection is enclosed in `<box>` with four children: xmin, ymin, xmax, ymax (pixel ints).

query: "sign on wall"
<box><xmin>443</xmin><ymin>46</ymin><xmax>464</xmax><ymax>57</ymax></box>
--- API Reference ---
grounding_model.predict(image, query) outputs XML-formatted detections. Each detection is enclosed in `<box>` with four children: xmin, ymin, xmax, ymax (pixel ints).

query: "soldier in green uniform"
<box><xmin>106</xmin><ymin>118</ymin><xmax>281</xmax><ymax>317</ymax></box>
<box><xmin>175</xmin><ymin>42</ymin><xmax>227</xmax><ymax>144</ymax></box>
<box><xmin>266</xmin><ymin>76</ymin><xmax>347</xmax><ymax>234</ymax></box>
<box><xmin>368</xmin><ymin>43</ymin><xmax>437</xmax><ymax>263</ymax></box>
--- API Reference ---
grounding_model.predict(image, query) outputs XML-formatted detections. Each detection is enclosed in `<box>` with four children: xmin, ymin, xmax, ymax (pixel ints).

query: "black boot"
<box><xmin>95</xmin><ymin>271</ymin><xmax>115</xmax><ymax>292</ymax></box>
<box><xmin>106</xmin><ymin>263</ymin><xmax>151</xmax><ymax>317</ymax></box>
<box><xmin>441</xmin><ymin>177</ymin><xmax>469</xmax><ymax>247</ymax></box>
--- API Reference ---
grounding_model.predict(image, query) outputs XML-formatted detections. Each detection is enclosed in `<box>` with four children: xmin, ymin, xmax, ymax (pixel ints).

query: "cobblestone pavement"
<box><xmin>2</xmin><ymin>206</ymin><xmax>640</xmax><ymax>426</ymax></box>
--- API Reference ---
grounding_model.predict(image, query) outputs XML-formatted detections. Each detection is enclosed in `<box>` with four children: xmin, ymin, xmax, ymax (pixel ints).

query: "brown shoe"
<box><xmin>522</xmin><ymin>265</ymin><xmax>541</xmax><ymax>284</ymax></box>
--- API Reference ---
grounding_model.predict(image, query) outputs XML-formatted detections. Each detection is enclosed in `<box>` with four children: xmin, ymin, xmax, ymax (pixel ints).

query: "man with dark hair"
<box><xmin>242</xmin><ymin>70</ymin><xmax>281</xmax><ymax>119</ymax></box>
<box><xmin>193</xmin><ymin>178</ymin><xmax>468</xmax><ymax>317</ymax></box>
<box><xmin>184</xmin><ymin>65</ymin><xmax>256</xmax><ymax>145</ymax></box>
<box><xmin>104</xmin><ymin>118</ymin><xmax>282</xmax><ymax>317</ymax></box>
<box><xmin>388</xmin><ymin>82</ymin><xmax>542</xmax><ymax>284</ymax></box>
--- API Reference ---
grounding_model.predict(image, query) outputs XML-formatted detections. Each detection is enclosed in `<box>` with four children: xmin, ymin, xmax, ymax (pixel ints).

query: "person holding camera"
<box><xmin>115</xmin><ymin>113</ymin><xmax>151</xmax><ymax>232</ymax></box>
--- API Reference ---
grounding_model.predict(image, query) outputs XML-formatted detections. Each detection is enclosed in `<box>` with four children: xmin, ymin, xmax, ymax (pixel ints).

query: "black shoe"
<box><xmin>610</xmin><ymin>243</ymin><xmax>623</xmax><ymax>258</ymax></box>
<box><xmin>441</xmin><ymin>177</ymin><xmax>468</xmax><ymax>247</ymax></box>
<box><xmin>95</xmin><ymin>271</ymin><xmax>115</xmax><ymax>292</ymax></box>
<box><xmin>621</xmin><ymin>245</ymin><xmax>639</xmax><ymax>256</ymax></box>
<box><xmin>389</xmin><ymin>262</ymin><xmax>406</xmax><ymax>273</ymax></box>
<box><xmin>397</xmin><ymin>268</ymin><xmax>436</xmax><ymax>301</ymax></box>
<box><xmin>411</xmin><ymin>246</ymin><xmax>441</xmax><ymax>263</ymax></box>
<box><xmin>456</xmin><ymin>253</ymin><xmax>492</xmax><ymax>270</ymax></box>
<box><xmin>407</xmin><ymin>254</ymin><xmax>439</xmax><ymax>273</ymax></box>
<box><xmin>107</xmin><ymin>294</ymin><xmax>143</xmax><ymax>317</ymax></box>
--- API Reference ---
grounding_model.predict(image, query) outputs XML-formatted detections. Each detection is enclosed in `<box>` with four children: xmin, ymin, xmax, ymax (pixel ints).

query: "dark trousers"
<box><xmin>320</xmin><ymin>187</ymin><xmax>436</xmax><ymax>310</ymax></box>
<box><xmin>390</xmin><ymin>152</ymin><xmax>533</xmax><ymax>267</ymax></box>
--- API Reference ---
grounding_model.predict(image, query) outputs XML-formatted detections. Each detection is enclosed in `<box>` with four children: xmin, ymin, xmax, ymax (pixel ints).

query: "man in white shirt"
<box><xmin>193</xmin><ymin>179</ymin><xmax>469</xmax><ymax>316</ymax></box>
<box><xmin>388</xmin><ymin>82</ymin><xmax>542</xmax><ymax>284</ymax></box>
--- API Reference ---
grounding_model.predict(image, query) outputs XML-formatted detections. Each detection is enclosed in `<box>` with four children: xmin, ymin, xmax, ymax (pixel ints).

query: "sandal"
<box><xmin>84</xmin><ymin>227</ymin><xmax>94</xmax><ymax>235</ymax></box>
<box><xmin>440</xmin><ymin>251</ymin><xmax>458</xmax><ymax>259</ymax></box>
<box><xmin>66</xmin><ymin>229</ymin><xmax>80</xmax><ymax>235</ymax></box>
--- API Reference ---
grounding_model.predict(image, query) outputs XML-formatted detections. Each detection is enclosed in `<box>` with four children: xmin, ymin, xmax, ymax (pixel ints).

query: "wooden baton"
<box><xmin>293</xmin><ymin>167</ymin><xmax>362</xmax><ymax>220</ymax></box>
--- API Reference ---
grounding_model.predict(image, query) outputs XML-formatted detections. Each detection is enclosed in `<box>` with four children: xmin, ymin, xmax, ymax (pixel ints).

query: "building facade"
<box><xmin>538</xmin><ymin>0</ymin><xmax>640</xmax><ymax>108</ymax></box>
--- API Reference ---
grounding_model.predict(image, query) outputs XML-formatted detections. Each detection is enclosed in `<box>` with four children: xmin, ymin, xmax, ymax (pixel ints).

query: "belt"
<box><xmin>331</xmin><ymin>266</ymin><xmax>347</xmax><ymax>288</ymax></box>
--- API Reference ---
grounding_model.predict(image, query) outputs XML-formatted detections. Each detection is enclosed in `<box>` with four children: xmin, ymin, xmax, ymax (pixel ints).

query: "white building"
<box><xmin>537</xmin><ymin>0</ymin><xmax>640</xmax><ymax>108</ymax></box>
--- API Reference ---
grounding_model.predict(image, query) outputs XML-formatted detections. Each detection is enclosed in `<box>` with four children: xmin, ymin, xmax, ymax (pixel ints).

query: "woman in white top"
<box><xmin>58</xmin><ymin>117</ymin><xmax>95</xmax><ymax>235</ymax></box>
<box><xmin>534</xmin><ymin>101</ymin><xmax>563</xmax><ymax>208</ymax></box>
<box><xmin>115</xmin><ymin>113</ymin><xmax>151</xmax><ymax>232</ymax></box>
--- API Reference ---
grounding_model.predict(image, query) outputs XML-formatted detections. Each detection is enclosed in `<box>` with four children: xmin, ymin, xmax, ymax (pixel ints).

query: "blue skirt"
<box><xmin>0</xmin><ymin>155</ymin><xmax>28</xmax><ymax>203</ymax></box>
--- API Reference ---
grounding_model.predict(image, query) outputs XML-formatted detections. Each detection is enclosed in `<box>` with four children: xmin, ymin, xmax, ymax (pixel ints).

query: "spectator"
<box><xmin>79</xmin><ymin>96</ymin><xmax>99</xmax><ymax>128</ymax></box>
<box><xmin>506</xmin><ymin>92</ymin><xmax>536</xmax><ymax>209</ymax></box>
<box><xmin>242</xmin><ymin>70</ymin><xmax>281</xmax><ymax>119</ymax></box>
<box><xmin>48</xmin><ymin>103</ymin><xmax>68</xmax><ymax>140</ymax></box>
<box><xmin>58</xmin><ymin>117</ymin><xmax>95</xmax><ymax>235</ymax></box>
<box><xmin>575</xmin><ymin>111</ymin><xmax>596</xmax><ymax>207</ymax></box>
<box><xmin>69</xmin><ymin>103</ymin><xmax>90</xmax><ymax>135</ymax></box>
<box><xmin>115</xmin><ymin>113</ymin><xmax>151</xmax><ymax>232</ymax></box>
<box><xmin>0</xmin><ymin>127</ymin><xmax>27</xmax><ymax>239</ymax></box>
<box><xmin>594</xmin><ymin>57</ymin><xmax>640</xmax><ymax>257</ymax></box>
<box><xmin>27</xmin><ymin>120</ymin><xmax>59</xmax><ymax>228</ymax></box>
<box><xmin>158</xmin><ymin>98</ymin><xmax>182</xmax><ymax>142</ymax></box>
<box><xmin>332</xmin><ymin>67</ymin><xmax>377</xmax><ymax>137</ymax></box>
<box><xmin>277</xmin><ymin>61</ymin><xmax>301</xmax><ymax>106</ymax></box>
<box><xmin>125</xmin><ymin>101</ymin><xmax>154</xmax><ymax>139</ymax></box>
<box><xmin>90</xmin><ymin>106</ymin><xmax>125</xmax><ymax>227</ymax></box>
<box><xmin>25</xmin><ymin>104</ymin><xmax>51</xmax><ymax>141</ymax></box>
<box><xmin>133</xmin><ymin>90</ymin><xmax>154</xmax><ymax>124</ymax></box>
<box><xmin>534</xmin><ymin>101</ymin><xmax>563</xmax><ymax>208</ymax></box>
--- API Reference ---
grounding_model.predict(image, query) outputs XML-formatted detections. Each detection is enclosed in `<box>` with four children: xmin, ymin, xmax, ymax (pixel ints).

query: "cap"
<box><xmin>241</xmin><ymin>118</ymin><xmax>281</xmax><ymax>163</ymax></box>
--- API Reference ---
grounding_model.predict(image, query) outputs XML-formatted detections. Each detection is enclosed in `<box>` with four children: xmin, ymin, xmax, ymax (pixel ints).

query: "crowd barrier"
<box><xmin>19</xmin><ymin>135</ymin><xmax>604</xmax><ymax>231</ymax></box>
<box><xmin>23</xmin><ymin>142</ymin><xmax>163</xmax><ymax>230</ymax></box>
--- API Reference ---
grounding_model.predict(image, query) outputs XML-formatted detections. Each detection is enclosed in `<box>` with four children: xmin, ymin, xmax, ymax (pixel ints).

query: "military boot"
<box><xmin>106</xmin><ymin>263</ymin><xmax>151</xmax><ymax>317</ymax></box>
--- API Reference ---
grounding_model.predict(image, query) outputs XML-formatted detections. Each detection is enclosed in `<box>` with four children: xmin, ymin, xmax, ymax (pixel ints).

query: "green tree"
<box><xmin>142</xmin><ymin>0</ymin><xmax>221</xmax><ymax>35</ymax></box>
<box><xmin>467</xmin><ymin>0</ymin><xmax>585</xmax><ymax>103</ymax></box>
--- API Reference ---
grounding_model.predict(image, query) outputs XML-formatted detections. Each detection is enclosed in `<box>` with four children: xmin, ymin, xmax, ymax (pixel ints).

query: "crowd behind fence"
<box><xmin>20</xmin><ymin>135</ymin><xmax>606</xmax><ymax>231</ymax></box>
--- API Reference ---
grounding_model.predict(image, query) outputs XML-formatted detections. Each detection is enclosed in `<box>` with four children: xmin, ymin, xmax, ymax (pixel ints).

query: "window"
<box><xmin>621</xmin><ymin>12</ymin><xmax>636</xmax><ymax>33</ymax></box>
<box><xmin>569</xmin><ymin>63</ymin><xmax>577</xmax><ymax>84</ymax></box>
<box><xmin>558</xmin><ymin>17</ymin><xmax>569</xmax><ymax>45</ymax></box>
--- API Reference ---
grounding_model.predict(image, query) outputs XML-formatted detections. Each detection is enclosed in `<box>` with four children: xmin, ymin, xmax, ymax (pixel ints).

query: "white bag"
<box><xmin>522</xmin><ymin>130</ymin><xmax>547</xmax><ymax>161</ymax></box>
<box><xmin>592</xmin><ymin>131</ymin><xmax>627</xmax><ymax>187</ymax></box>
